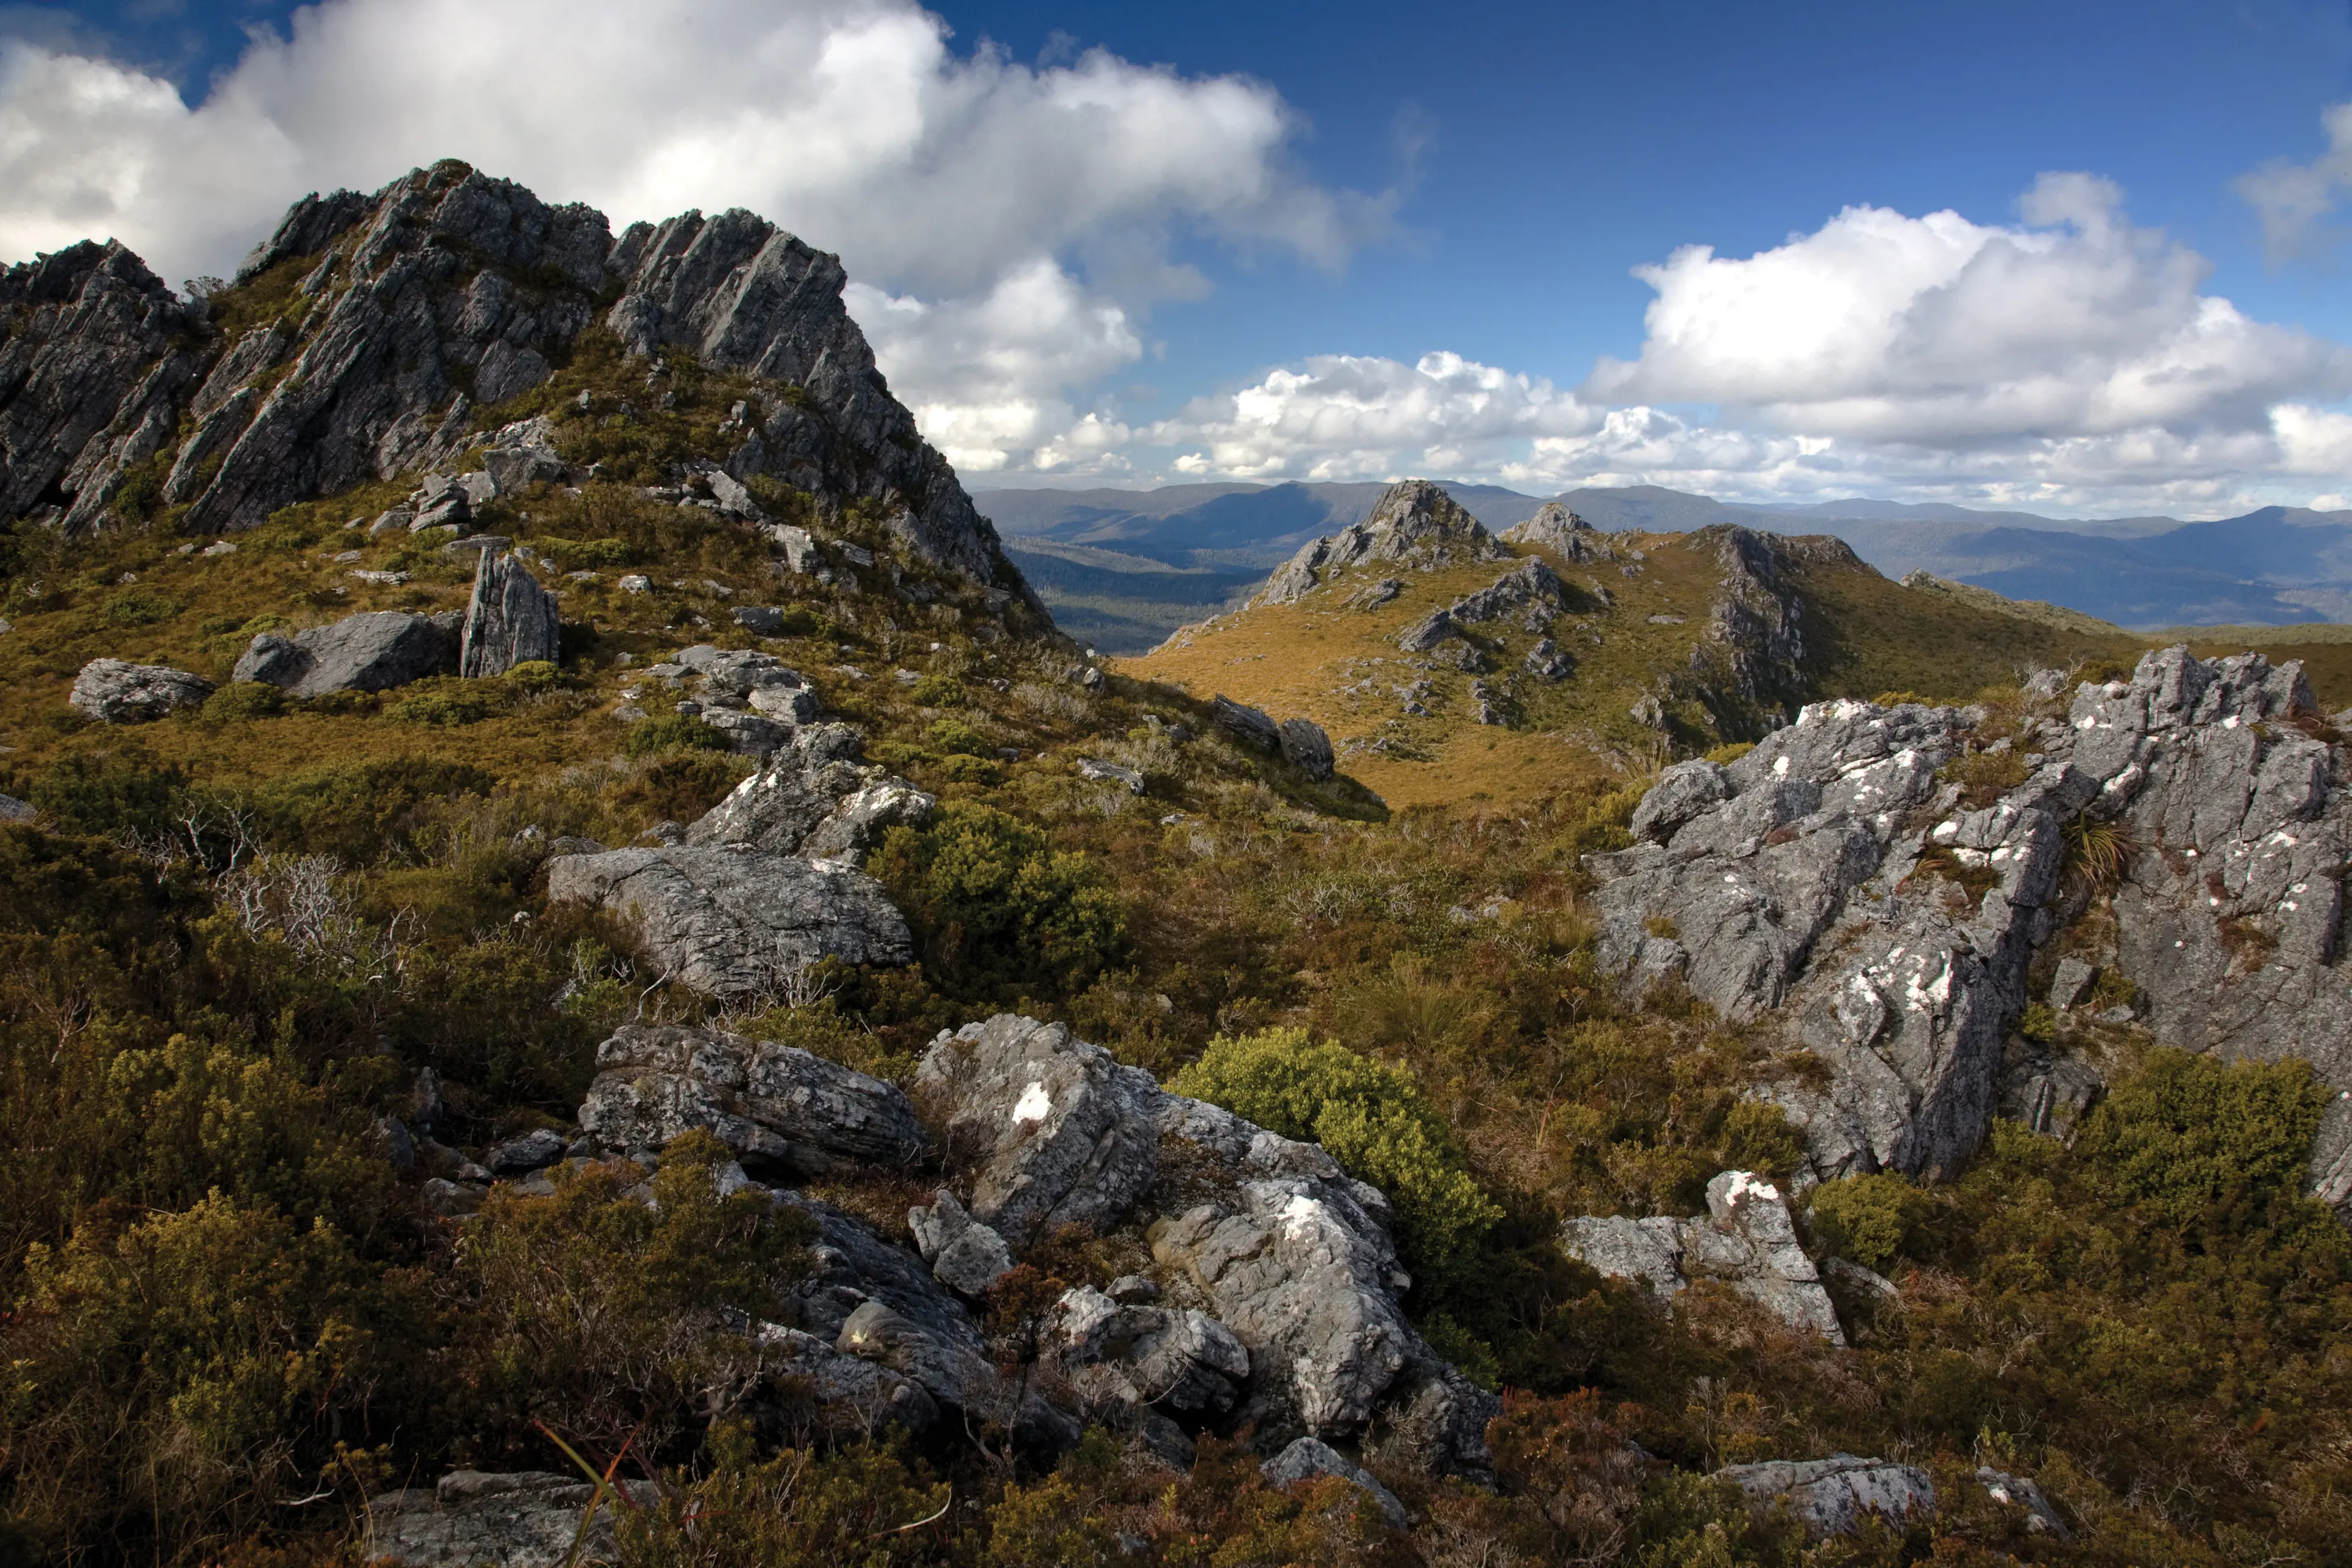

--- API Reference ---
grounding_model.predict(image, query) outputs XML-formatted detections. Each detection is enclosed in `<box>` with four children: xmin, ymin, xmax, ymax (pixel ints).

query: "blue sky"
<box><xmin>10</xmin><ymin>0</ymin><xmax>2352</xmax><ymax>513</ymax></box>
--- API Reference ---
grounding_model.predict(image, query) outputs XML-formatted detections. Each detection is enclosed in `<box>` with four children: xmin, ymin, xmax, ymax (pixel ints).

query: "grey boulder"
<box><xmin>913</xmin><ymin>1015</ymin><xmax>1163</xmax><ymax>1248</ymax></box>
<box><xmin>578</xmin><ymin>1022</ymin><xmax>928</xmax><ymax>1172</ymax></box>
<box><xmin>1562</xmin><ymin>1169</ymin><xmax>1844</xmax><ymax>1343</ymax></box>
<box><xmin>232</xmin><ymin>609</ymin><xmax>455</xmax><ymax>697</ymax></box>
<box><xmin>1712</xmin><ymin>1454</ymin><xmax>1934</xmax><ymax>1537</ymax></box>
<box><xmin>459</xmin><ymin>550</ymin><xmax>561</xmax><ymax>676</ymax></box>
<box><xmin>908</xmin><ymin>1190</ymin><xmax>1016</xmax><ymax>1296</ymax></box>
<box><xmin>1046</xmin><ymin>1284</ymin><xmax>1251</xmax><ymax>1418</ymax></box>
<box><xmin>69</xmin><ymin>659</ymin><xmax>214</xmax><ymax>722</ymax></box>
<box><xmin>367</xmin><ymin>1469</ymin><xmax>653</xmax><ymax>1567</ymax></box>
<box><xmin>1260</xmin><ymin>1436</ymin><xmax>1408</xmax><ymax>1529</ymax></box>
<box><xmin>686</xmin><ymin>722</ymin><xmax>931</xmax><ymax>863</ymax></box>
<box><xmin>544</xmin><ymin>846</ymin><xmax>912</xmax><ymax>1003</ymax></box>
<box><xmin>1279</xmin><ymin>717</ymin><xmax>1336</xmax><ymax>782</ymax></box>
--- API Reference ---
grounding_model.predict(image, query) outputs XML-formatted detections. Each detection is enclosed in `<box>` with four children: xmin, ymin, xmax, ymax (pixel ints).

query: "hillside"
<box><xmin>981</xmin><ymin>477</ymin><xmax>2352</xmax><ymax>647</ymax></box>
<box><xmin>5</xmin><ymin>176</ymin><xmax>2352</xmax><ymax>1568</ymax></box>
<box><xmin>1120</xmin><ymin>486</ymin><xmax>2196</xmax><ymax>807</ymax></box>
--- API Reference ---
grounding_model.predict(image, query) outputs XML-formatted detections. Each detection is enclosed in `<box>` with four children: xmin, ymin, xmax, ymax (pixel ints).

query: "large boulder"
<box><xmin>913</xmin><ymin>1015</ymin><xmax>1164</xmax><ymax>1248</ymax></box>
<box><xmin>1046</xmin><ymin>1284</ymin><xmax>1253</xmax><ymax>1420</ymax></box>
<box><xmin>686</xmin><ymin>722</ymin><xmax>932</xmax><ymax>863</ymax></box>
<box><xmin>68</xmin><ymin>659</ymin><xmax>213</xmax><ymax>722</ymax></box>
<box><xmin>232</xmin><ymin>609</ymin><xmax>456</xmax><ymax>697</ymax></box>
<box><xmin>1712</xmin><ymin>1454</ymin><xmax>1934</xmax><ymax>1537</ymax></box>
<box><xmin>1562</xmin><ymin>1170</ymin><xmax>1844</xmax><ymax>1343</ymax></box>
<box><xmin>458</xmin><ymin>549</ymin><xmax>561</xmax><ymax>676</ymax></box>
<box><xmin>1587</xmin><ymin>647</ymin><xmax>2352</xmax><ymax>1200</ymax></box>
<box><xmin>577</xmin><ymin>1023</ymin><xmax>929</xmax><ymax>1173</ymax></box>
<box><xmin>544</xmin><ymin>846</ymin><xmax>912</xmax><ymax>1003</ymax></box>
<box><xmin>1261</xmin><ymin>1437</ymin><xmax>1409</xmax><ymax>1529</ymax></box>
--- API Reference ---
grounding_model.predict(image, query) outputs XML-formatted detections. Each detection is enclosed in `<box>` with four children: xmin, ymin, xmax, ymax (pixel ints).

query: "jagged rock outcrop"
<box><xmin>68</xmin><ymin>659</ymin><xmax>214</xmax><ymax>722</ymax></box>
<box><xmin>1500</xmin><ymin>501</ymin><xmax>1614</xmax><ymax>563</ymax></box>
<box><xmin>577</xmin><ymin>1023</ymin><xmax>929</xmax><ymax>1174</ymax></box>
<box><xmin>1</xmin><ymin>163</ymin><xmax>1033</xmax><ymax>604</ymax></box>
<box><xmin>1397</xmin><ymin>557</ymin><xmax>1571</xmax><ymax>654</ymax></box>
<box><xmin>685</xmin><ymin>721</ymin><xmax>933</xmax><ymax>861</ymax></box>
<box><xmin>1712</xmin><ymin>1455</ymin><xmax>1934</xmax><ymax>1536</ymax></box>
<box><xmin>0</xmin><ymin>242</ymin><xmax>202</xmax><ymax>532</ymax></box>
<box><xmin>1590</xmin><ymin>646</ymin><xmax>2352</xmax><ymax>1199</ymax></box>
<box><xmin>233</xmin><ymin>609</ymin><xmax>457</xmax><ymax>696</ymax></box>
<box><xmin>1207</xmin><ymin>696</ymin><xmax>1335</xmax><ymax>779</ymax></box>
<box><xmin>544</xmin><ymin>846</ymin><xmax>912</xmax><ymax>1001</ymax></box>
<box><xmin>1254</xmin><ymin>480</ymin><xmax>1508</xmax><ymax>606</ymax></box>
<box><xmin>458</xmin><ymin>550</ymin><xmax>561</xmax><ymax>676</ymax></box>
<box><xmin>1562</xmin><ymin>1170</ymin><xmax>1844</xmax><ymax>1342</ymax></box>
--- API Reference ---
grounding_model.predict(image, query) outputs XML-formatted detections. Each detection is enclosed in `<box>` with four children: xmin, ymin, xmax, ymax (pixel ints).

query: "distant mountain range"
<box><xmin>973</xmin><ymin>479</ymin><xmax>2352</xmax><ymax>652</ymax></box>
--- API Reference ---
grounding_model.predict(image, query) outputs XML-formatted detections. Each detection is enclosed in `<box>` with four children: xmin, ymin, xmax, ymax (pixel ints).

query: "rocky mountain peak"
<box><xmin>0</xmin><ymin>162</ymin><xmax>1022</xmax><ymax>593</ymax></box>
<box><xmin>1253</xmin><ymin>477</ymin><xmax>1508</xmax><ymax>606</ymax></box>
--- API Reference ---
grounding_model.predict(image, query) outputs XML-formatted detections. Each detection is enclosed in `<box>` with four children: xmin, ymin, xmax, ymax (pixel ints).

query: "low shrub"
<box><xmin>870</xmin><ymin>801</ymin><xmax>1126</xmax><ymax>999</ymax></box>
<box><xmin>1807</xmin><ymin>1171</ymin><xmax>1926</xmax><ymax>1271</ymax></box>
<box><xmin>2077</xmin><ymin>1047</ymin><xmax>2329</xmax><ymax>1227</ymax></box>
<box><xmin>623</xmin><ymin>712</ymin><xmax>729</xmax><ymax>758</ymax></box>
<box><xmin>1172</xmin><ymin>1025</ymin><xmax>1501</xmax><ymax>1288</ymax></box>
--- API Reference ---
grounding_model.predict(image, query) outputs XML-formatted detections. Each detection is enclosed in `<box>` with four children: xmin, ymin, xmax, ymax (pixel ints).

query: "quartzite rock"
<box><xmin>1</xmin><ymin>166</ymin><xmax>1037</xmax><ymax>617</ymax></box>
<box><xmin>1211</xmin><ymin>695</ymin><xmax>1282</xmax><ymax>752</ymax></box>
<box><xmin>68</xmin><ymin>659</ymin><xmax>215</xmax><ymax>722</ymax></box>
<box><xmin>1260</xmin><ymin>1437</ymin><xmax>1409</xmax><ymax>1529</ymax></box>
<box><xmin>232</xmin><ymin>609</ymin><xmax>456</xmax><ymax>697</ymax></box>
<box><xmin>578</xmin><ymin>1023</ymin><xmax>929</xmax><ymax>1173</ymax></box>
<box><xmin>1712</xmin><ymin>1455</ymin><xmax>1935</xmax><ymax>1537</ymax></box>
<box><xmin>1562</xmin><ymin>1170</ymin><xmax>1844</xmax><ymax>1343</ymax></box>
<box><xmin>544</xmin><ymin>846</ymin><xmax>912</xmax><ymax>1002</ymax></box>
<box><xmin>686</xmin><ymin>722</ymin><xmax>932</xmax><ymax>862</ymax></box>
<box><xmin>1500</xmin><ymin>501</ymin><xmax>1613</xmax><ymax>563</ymax></box>
<box><xmin>752</xmin><ymin>1322</ymin><xmax>938</xmax><ymax>1438</ymax></box>
<box><xmin>913</xmin><ymin>1015</ymin><xmax>1163</xmax><ymax>1248</ymax></box>
<box><xmin>459</xmin><ymin>550</ymin><xmax>561</xmax><ymax>677</ymax></box>
<box><xmin>1255</xmin><ymin>480</ymin><xmax>1508</xmax><ymax>606</ymax></box>
<box><xmin>0</xmin><ymin>241</ymin><xmax>201</xmax><ymax>532</ymax></box>
<box><xmin>368</xmin><ymin>1470</ymin><xmax>655</xmax><ymax>1568</ymax></box>
<box><xmin>1279</xmin><ymin>717</ymin><xmax>1337</xmax><ymax>782</ymax></box>
<box><xmin>907</xmin><ymin>1190</ymin><xmax>1016</xmax><ymax>1295</ymax></box>
<box><xmin>1046</xmin><ymin>1284</ymin><xmax>1252</xmax><ymax>1418</ymax></box>
<box><xmin>1591</xmin><ymin>645</ymin><xmax>2352</xmax><ymax>1199</ymax></box>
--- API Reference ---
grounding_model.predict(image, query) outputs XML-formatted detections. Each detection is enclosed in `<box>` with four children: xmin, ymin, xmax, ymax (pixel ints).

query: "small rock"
<box><xmin>2048</xmin><ymin>957</ymin><xmax>2097</xmax><ymax>1010</ymax></box>
<box><xmin>420</xmin><ymin>1178</ymin><xmax>485</xmax><ymax>1219</ymax></box>
<box><xmin>1078</xmin><ymin>757</ymin><xmax>1145</xmax><ymax>793</ymax></box>
<box><xmin>201</xmin><ymin>540</ymin><xmax>237</xmax><ymax>557</ymax></box>
<box><xmin>734</xmin><ymin>605</ymin><xmax>784</xmax><ymax>634</ymax></box>
<box><xmin>1260</xmin><ymin>1437</ymin><xmax>1407</xmax><ymax>1529</ymax></box>
<box><xmin>618</xmin><ymin>574</ymin><xmax>652</xmax><ymax>592</ymax></box>
<box><xmin>485</xmin><ymin>1128</ymin><xmax>568</xmax><ymax>1175</ymax></box>
<box><xmin>1976</xmin><ymin>1466</ymin><xmax>2067</xmax><ymax>1537</ymax></box>
<box><xmin>908</xmin><ymin>1191</ymin><xmax>1016</xmax><ymax>1295</ymax></box>
<box><xmin>69</xmin><ymin>659</ymin><xmax>215</xmax><ymax>723</ymax></box>
<box><xmin>1712</xmin><ymin>1454</ymin><xmax>1934</xmax><ymax>1538</ymax></box>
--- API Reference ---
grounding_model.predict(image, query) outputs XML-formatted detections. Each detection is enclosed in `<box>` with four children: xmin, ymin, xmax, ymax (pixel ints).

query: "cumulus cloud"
<box><xmin>2236</xmin><ymin>102</ymin><xmax>2352</xmax><ymax>264</ymax></box>
<box><xmin>1589</xmin><ymin>172</ymin><xmax>2352</xmax><ymax>444</ymax></box>
<box><xmin>1150</xmin><ymin>352</ymin><xmax>1599</xmax><ymax>481</ymax></box>
<box><xmin>1139</xmin><ymin>174</ymin><xmax>2352</xmax><ymax>513</ymax></box>
<box><xmin>0</xmin><ymin>0</ymin><xmax>1377</xmax><ymax>472</ymax></box>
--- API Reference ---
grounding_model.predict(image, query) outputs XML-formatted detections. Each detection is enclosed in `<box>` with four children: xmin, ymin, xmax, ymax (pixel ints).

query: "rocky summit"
<box><xmin>6</xmin><ymin>165</ymin><xmax>2352</xmax><ymax>1568</ymax></box>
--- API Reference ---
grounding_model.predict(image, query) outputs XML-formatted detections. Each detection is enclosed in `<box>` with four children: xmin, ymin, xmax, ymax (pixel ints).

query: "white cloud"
<box><xmin>1148</xmin><ymin>351</ymin><xmax>1599</xmax><ymax>481</ymax></box>
<box><xmin>2236</xmin><ymin>101</ymin><xmax>2352</xmax><ymax>264</ymax></box>
<box><xmin>0</xmin><ymin>0</ymin><xmax>1375</xmax><ymax>473</ymax></box>
<box><xmin>1589</xmin><ymin>172</ymin><xmax>2352</xmax><ymax>444</ymax></box>
<box><xmin>1121</xmin><ymin>175</ymin><xmax>2352</xmax><ymax>515</ymax></box>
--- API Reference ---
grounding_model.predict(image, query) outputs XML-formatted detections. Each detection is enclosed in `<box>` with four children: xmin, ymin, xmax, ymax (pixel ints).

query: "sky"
<box><xmin>6</xmin><ymin>0</ymin><xmax>2352</xmax><ymax>516</ymax></box>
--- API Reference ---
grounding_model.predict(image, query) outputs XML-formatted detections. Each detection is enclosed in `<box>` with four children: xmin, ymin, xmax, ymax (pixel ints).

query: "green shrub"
<box><xmin>503</xmin><ymin>659</ymin><xmax>563</xmax><ymax>692</ymax></box>
<box><xmin>6</xmin><ymin>1193</ymin><xmax>418</xmax><ymax>1560</ymax></box>
<box><xmin>602</xmin><ymin>750</ymin><xmax>747</xmax><ymax>828</ymax></box>
<box><xmin>870</xmin><ymin>801</ymin><xmax>1126</xmax><ymax>998</ymax></box>
<box><xmin>1719</xmin><ymin>1099</ymin><xmax>1806</xmax><ymax>1178</ymax></box>
<box><xmin>2018</xmin><ymin>1000</ymin><xmax>2058</xmax><ymax>1044</ymax></box>
<box><xmin>2077</xmin><ymin>1048</ymin><xmax>2329</xmax><ymax>1227</ymax></box>
<box><xmin>923</xmin><ymin>717</ymin><xmax>993</xmax><ymax>757</ymax></box>
<box><xmin>30</xmin><ymin>750</ymin><xmax>186</xmax><ymax>842</ymax></box>
<box><xmin>1807</xmin><ymin>1171</ymin><xmax>1926</xmax><ymax>1272</ymax></box>
<box><xmin>98</xmin><ymin>588</ymin><xmax>183</xmax><ymax>628</ymax></box>
<box><xmin>386</xmin><ymin>684</ymin><xmax>498</xmax><ymax>726</ymax></box>
<box><xmin>202</xmin><ymin>681</ymin><xmax>287</xmax><ymax>722</ymax></box>
<box><xmin>251</xmin><ymin>757</ymin><xmax>497</xmax><ymax>863</ymax></box>
<box><xmin>447</xmin><ymin>1131</ymin><xmax>812</xmax><ymax>1458</ymax></box>
<box><xmin>907</xmin><ymin>674</ymin><xmax>965</xmax><ymax>707</ymax></box>
<box><xmin>624</xmin><ymin>712</ymin><xmax>729</xmax><ymax>758</ymax></box>
<box><xmin>1171</xmin><ymin>1026</ymin><xmax>1500</xmax><ymax>1287</ymax></box>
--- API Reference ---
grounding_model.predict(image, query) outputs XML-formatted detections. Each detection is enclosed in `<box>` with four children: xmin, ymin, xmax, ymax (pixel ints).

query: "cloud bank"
<box><xmin>1154</xmin><ymin>175</ymin><xmax>2352</xmax><ymax>513</ymax></box>
<box><xmin>1</xmin><ymin>6</ymin><xmax>2346</xmax><ymax>512</ymax></box>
